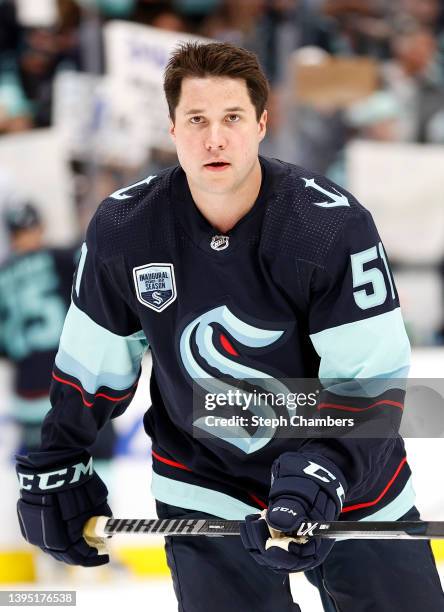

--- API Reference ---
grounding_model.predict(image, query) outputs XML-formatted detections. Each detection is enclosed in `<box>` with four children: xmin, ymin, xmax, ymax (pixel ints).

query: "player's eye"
<box><xmin>190</xmin><ymin>116</ymin><xmax>204</xmax><ymax>124</ymax></box>
<box><xmin>226</xmin><ymin>114</ymin><xmax>240</xmax><ymax>122</ymax></box>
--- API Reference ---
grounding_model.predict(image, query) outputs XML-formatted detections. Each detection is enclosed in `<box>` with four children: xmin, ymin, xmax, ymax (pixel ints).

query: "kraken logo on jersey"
<box><xmin>179</xmin><ymin>305</ymin><xmax>293</xmax><ymax>454</ymax></box>
<box><xmin>133</xmin><ymin>263</ymin><xmax>177</xmax><ymax>312</ymax></box>
<box><xmin>210</xmin><ymin>235</ymin><xmax>229</xmax><ymax>251</ymax></box>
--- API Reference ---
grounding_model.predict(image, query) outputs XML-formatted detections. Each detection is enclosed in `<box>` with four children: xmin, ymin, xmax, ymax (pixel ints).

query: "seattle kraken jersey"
<box><xmin>35</xmin><ymin>156</ymin><xmax>413</xmax><ymax>522</ymax></box>
<box><xmin>0</xmin><ymin>247</ymin><xmax>76</xmax><ymax>403</ymax></box>
<box><xmin>0</xmin><ymin>247</ymin><xmax>75</xmax><ymax>449</ymax></box>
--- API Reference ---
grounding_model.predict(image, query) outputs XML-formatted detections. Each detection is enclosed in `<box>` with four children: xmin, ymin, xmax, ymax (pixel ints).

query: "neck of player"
<box><xmin>188</xmin><ymin>158</ymin><xmax>262</xmax><ymax>234</ymax></box>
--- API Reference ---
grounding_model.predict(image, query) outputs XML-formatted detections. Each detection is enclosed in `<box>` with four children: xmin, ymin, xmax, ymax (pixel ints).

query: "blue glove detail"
<box><xmin>240</xmin><ymin>452</ymin><xmax>347</xmax><ymax>574</ymax></box>
<box><xmin>16</xmin><ymin>455</ymin><xmax>112</xmax><ymax>567</ymax></box>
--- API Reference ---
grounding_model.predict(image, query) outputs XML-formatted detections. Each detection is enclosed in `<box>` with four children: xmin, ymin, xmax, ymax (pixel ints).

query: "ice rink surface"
<box><xmin>3</xmin><ymin>566</ymin><xmax>444</xmax><ymax>612</ymax></box>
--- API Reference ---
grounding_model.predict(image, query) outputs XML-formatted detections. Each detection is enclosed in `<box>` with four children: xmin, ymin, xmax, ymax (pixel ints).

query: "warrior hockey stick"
<box><xmin>84</xmin><ymin>516</ymin><xmax>444</xmax><ymax>544</ymax></box>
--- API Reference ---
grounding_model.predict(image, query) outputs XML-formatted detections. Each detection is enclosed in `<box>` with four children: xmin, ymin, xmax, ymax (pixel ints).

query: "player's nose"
<box><xmin>204</xmin><ymin>125</ymin><xmax>227</xmax><ymax>151</ymax></box>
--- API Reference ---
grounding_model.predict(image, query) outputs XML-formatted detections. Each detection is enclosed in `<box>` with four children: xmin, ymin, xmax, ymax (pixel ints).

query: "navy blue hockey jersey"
<box><xmin>0</xmin><ymin>247</ymin><xmax>76</xmax><ymax>425</ymax></box>
<box><xmin>36</xmin><ymin>156</ymin><xmax>413</xmax><ymax>522</ymax></box>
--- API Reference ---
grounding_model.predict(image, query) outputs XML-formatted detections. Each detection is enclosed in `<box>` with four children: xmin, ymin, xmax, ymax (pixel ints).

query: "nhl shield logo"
<box><xmin>133</xmin><ymin>263</ymin><xmax>177</xmax><ymax>312</ymax></box>
<box><xmin>210</xmin><ymin>235</ymin><xmax>229</xmax><ymax>251</ymax></box>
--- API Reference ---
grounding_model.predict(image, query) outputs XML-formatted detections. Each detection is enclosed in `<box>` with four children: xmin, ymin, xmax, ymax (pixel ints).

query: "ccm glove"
<box><xmin>240</xmin><ymin>452</ymin><xmax>346</xmax><ymax>573</ymax></box>
<box><xmin>16</xmin><ymin>453</ymin><xmax>112</xmax><ymax>567</ymax></box>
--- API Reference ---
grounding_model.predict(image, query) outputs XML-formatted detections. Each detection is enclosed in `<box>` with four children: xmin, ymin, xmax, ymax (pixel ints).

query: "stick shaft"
<box><xmin>87</xmin><ymin>517</ymin><xmax>444</xmax><ymax>540</ymax></box>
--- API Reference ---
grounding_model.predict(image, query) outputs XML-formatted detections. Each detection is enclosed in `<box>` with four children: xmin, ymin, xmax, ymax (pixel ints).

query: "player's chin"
<box><xmin>201</xmin><ymin>172</ymin><xmax>235</xmax><ymax>190</ymax></box>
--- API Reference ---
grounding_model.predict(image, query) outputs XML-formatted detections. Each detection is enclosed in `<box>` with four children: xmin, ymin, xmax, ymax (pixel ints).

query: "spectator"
<box><xmin>200</xmin><ymin>0</ymin><xmax>266</xmax><ymax>50</ymax></box>
<box><xmin>327</xmin><ymin>90</ymin><xmax>402</xmax><ymax>186</ymax></box>
<box><xmin>306</xmin><ymin>0</ymin><xmax>393</xmax><ymax>60</ymax></box>
<box><xmin>0</xmin><ymin>202</ymin><xmax>77</xmax><ymax>453</ymax></box>
<box><xmin>133</xmin><ymin>3</ymin><xmax>189</xmax><ymax>32</ymax></box>
<box><xmin>150</xmin><ymin>10</ymin><xmax>188</xmax><ymax>32</ymax></box>
<box><xmin>382</xmin><ymin>21</ymin><xmax>444</xmax><ymax>142</ymax></box>
<box><xmin>0</xmin><ymin>169</ymin><xmax>24</xmax><ymax>264</ymax></box>
<box><xmin>173</xmin><ymin>0</ymin><xmax>222</xmax><ymax>32</ymax></box>
<box><xmin>0</xmin><ymin>0</ymin><xmax>21</xmax><ymax>59</ymax></box>
<box><xmin>0</xmin><ymin>201</ymin><xmax>117</xmax><ymax>462</ymax></box>
<box><xmin>77</xmin><ymin>0</ymin><xmax>136</xmax><ymax>19</ymax></box>
<box><xmin>398</xmin><ymin>0</ymin><xmax>442</xmax><ymax>31</ymax></box>
<box><xmin>345</xmin><ymin>90</ymin><xmax>401</xmax><ymax>140</ymax></box>
<box><xmin>0</xmin><ymin>56</ymin><xmax>33</xmax><ymax>132</ymax></box>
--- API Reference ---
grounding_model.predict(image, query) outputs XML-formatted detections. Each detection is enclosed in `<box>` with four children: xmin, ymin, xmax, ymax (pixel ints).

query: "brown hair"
<box><xmin>163</xmin><ymin>41</ymin><xmax>269</xmax><ymax>122</ymax></box>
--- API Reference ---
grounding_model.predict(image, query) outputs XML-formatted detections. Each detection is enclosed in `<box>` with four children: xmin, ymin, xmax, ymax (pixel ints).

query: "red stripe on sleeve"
<box><xmin>52</xmin><ymin>371</ymin><xmax>134</xmax><ymax>408</ymax></box>
<box><xmin>318</xmin><ymin>399</ymin><xmax>403</xmax><ymax>412</ymax></box>
<box><xmin>151</xmin><ymin>450</ymin><xmax>192</xmax><ymax>472</ymax></box>
<box><xmin>341</xmin><ymin>457</ymin><xmax>407</xmax><ymax>513</ymax></box>
<box><xmin>248</xmin><ymin>493</ymin><xmax>268</xmax><ymax>510</ymax></box>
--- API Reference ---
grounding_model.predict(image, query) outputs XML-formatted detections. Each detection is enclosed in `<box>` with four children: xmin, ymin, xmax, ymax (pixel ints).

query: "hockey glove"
<box><xmin>240</xmin><ymin>452</ymin><xmax>346</xmax><ymax>573</ymax></box>
<box><xmin>16</xmin><ymin>453</ymin><xmax>112</xmax><ymax>567</ymax></box>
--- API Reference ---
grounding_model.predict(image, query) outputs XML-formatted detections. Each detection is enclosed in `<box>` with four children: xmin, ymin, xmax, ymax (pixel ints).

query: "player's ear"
<box><xmin>258</xmin><ymin>109</ymin><xmax>267</xmax><ymax>142</ymax></box>
<box><xmin>169</xmin><ymin>117</ymin><xmax>176</xmax><ymax>143</ymax></box>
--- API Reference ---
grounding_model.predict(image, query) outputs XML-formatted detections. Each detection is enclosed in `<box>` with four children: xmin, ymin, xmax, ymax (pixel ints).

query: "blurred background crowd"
<box><xmin>1</xmin><ymin>1</ymin><xmax>444</xmax><ymax>161</ymax></box>
<box><xmin>0</xmin><ymin>3</ymin><xmax>442</xmax><ymax>259</ymax></box>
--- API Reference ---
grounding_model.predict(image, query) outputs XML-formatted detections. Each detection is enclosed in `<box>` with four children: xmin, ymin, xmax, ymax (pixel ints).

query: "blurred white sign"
<box><xmin>53</xmin><ymin>71</ymin><xmax>101</xmax><ymax>159</ymax></box>
<box><xmin>104</xmin><ymin>21</ymin><xmax>209</xmax><ymax>153</ymax></box>
<box><xmin>53</xmin><ymin>71</ymin><xmax>151</xmax><ymax>166</ymax></box>
<box><xmin>347</xmin><ymin>140</ymin><xmax>444</xmax><ymax>264</ymax></box>
<box><xmin>0</xmin><ymin>129</ymin><xmax>77</xmax><ymax>245</ymax></box>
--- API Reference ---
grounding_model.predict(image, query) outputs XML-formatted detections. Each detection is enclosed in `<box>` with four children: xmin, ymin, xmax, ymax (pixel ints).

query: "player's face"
<box><xmin>169</xmin><ymin>76</ymin><xmax>267</xmax><ymax>194</ymax></box>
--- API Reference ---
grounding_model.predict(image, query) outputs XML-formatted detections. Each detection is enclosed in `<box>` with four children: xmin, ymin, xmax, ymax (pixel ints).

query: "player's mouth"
<box><xmin>203</xmin><ymin>161</ymin><xmax>231</xmax><ymax>172</ymax></box>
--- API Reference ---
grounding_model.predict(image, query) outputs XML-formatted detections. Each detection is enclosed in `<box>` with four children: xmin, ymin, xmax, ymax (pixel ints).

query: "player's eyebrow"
<box><xmin>184</xmin><ymin>107</ymin><xmax>246</xmax><ymax>115</ymax></box>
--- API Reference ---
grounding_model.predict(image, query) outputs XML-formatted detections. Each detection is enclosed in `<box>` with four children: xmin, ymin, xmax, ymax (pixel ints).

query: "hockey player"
<box><xmin>0</xmin><ymin>203</ymin><xmax>116</xmax><ymax>460</ymax></box>
<box><xmin>15</xmin><ymin>43</ymin><xmax>444</xmax><ymax>610</ymax></box>
<box><xmin>0</xmin><ymin>203</ymin><xmax>77</xmax><ymax>452</ymax></box>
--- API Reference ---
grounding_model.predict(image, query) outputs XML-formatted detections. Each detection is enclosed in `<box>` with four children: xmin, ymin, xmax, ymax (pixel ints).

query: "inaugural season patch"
<box><xmin>133</xmin><ymin>263</ymin><xmax>177</xmax><ymax>312</ymax></box>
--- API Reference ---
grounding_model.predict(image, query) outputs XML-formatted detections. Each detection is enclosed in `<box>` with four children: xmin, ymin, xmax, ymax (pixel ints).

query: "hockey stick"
<box><xmin>83</xmin><ymin>516</ymin><xmax>444</xmax><ymax>544</ymax></box>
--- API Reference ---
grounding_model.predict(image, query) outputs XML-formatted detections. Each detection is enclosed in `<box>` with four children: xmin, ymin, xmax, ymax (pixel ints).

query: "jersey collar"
<box><xmin>171</xmin><ymin>156</ymin><xmax>273</xmax><ymax>256</ymax></box>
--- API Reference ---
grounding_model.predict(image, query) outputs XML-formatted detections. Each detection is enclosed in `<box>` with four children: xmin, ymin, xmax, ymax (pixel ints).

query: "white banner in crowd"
<box><xmin>0</xmin><ymin>129</ymin><xmax>77</xmax><ymax>245</ymax></box>
<box><xmin>347</xmin><ymin>139</ymin><xmax>444</xmax><ymax>264</ymax></box>
<box><xmin>53</xmin><ymin>23</ymin><xmax>209</xmax><ymax>167</ymax></box>
<box><xmin>52</xmin><ymin>71</ymin><xmax>101</xmax><ymax>161</ymax></box>
<box><xmin>53</xmin><ymin>71</ymin><xmax>151</xmax><ymax>167</ymax></box>
<box><xmin>104</xmin><ymin>21</ymin><xmax>210</xmax><ymax>155</ymax></box>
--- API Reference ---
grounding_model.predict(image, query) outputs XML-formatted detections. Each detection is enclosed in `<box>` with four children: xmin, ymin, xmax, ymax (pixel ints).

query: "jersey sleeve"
<box><xmin>298</xmin><ymin>208</ymin><xmax>411</xmax><ymax>500</ymax></box>
<box><xmin>37</xmin><ymin>212</ymin><xmax>149</xmax><ymax>465</ymax></box>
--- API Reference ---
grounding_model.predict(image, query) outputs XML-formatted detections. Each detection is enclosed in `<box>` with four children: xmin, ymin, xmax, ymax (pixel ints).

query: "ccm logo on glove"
<box><xmin>303</xmin><ymin>460</ymin><xmax>345</xmax><ymax>506</ymax></box>
<box><xmin>240</xmin><ymin>452</ymin><xmax>348</xmax><ymax>573</ymax></box>
<box><xmin>17</xmin><ymin>457</ymin><xmax>93</xmax><ymax>492</ymax></box>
